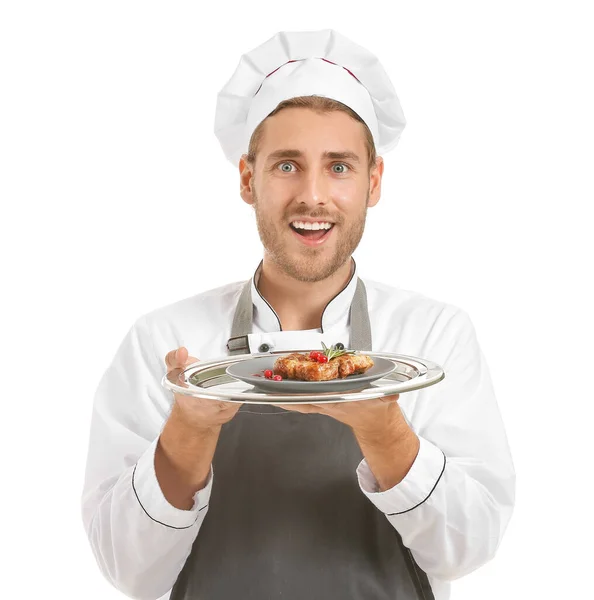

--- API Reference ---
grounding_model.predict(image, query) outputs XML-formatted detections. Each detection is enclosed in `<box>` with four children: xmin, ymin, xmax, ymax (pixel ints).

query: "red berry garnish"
<box><xmin>273</xmin><ymin>375</ymin><xmax>282</xmax><ymax>381</ymax></box>
<box><xmin>264</xmin><ymin>369</ymin><xmax>273</xmax><ymax>379</ymax></box>
<box><xmin>309</xmin><ymin>351</ymin><xmax>320</xmax><ymax>360</ymax></box>
<box><xmin>317</xmin><ymin>355</ymin><xmax>328</xmax><ymax>363</ymax></box>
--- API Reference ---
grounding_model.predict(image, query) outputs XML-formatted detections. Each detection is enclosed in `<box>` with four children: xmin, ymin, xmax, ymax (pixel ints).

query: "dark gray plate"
<box><xmin>226</xmin><ymin>355</ymin><xmax>396</xmax><ymax>394</ymax></box>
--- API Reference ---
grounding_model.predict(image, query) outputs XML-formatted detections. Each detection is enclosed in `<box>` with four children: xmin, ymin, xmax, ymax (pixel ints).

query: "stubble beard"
<box><xmin>252</xmin><ymin>187</ymin><xmax>369</xmax><ymax>283</ymax></box>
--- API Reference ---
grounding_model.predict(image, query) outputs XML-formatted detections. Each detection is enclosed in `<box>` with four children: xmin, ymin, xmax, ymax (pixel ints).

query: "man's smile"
<box><xmin>288</xmin><ymin>219</ymin><xmax>336</xmax><ymax>246</ymax></box>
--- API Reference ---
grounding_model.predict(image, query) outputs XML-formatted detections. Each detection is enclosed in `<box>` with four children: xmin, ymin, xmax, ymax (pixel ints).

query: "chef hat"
<box><xmin>214</xmin><ymin>29</ymin><xmax>406</xmax><ymax>166</ymax></box>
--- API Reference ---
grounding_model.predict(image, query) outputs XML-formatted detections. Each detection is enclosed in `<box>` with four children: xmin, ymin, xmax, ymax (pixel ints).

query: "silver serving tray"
<box><xmin>162</xmin><ymin>351</ymin><xmax>445</xmax><ymax>405</ymax></box>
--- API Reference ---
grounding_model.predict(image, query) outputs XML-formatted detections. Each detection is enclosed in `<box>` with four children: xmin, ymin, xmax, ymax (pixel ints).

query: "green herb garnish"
<box><xmin>321</xmin><ymin>341</ymin><xmax>357</xmax><ymax>361</ymax></box>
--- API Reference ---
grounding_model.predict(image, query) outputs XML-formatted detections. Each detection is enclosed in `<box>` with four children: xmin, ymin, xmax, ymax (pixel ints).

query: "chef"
<box><xmin>81</xmin><ymin>29</ymin><xmax>515</xmax><ymax>600</ymax></box>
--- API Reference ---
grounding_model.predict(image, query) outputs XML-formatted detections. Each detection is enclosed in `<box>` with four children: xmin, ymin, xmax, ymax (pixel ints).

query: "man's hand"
<box><xmin>279</xmin><ymin>395</ymin><xmax>420</xmax><ymax>491</ymax></box>
<box><xmin>165</xmin><ymin>346</ymin><xmax>241</xmax><ymax>433</ymax></box>
<box><xmin>156</xmin><ymin>347</ymin><xmax>241</xmax><ymax>509</ymax></box>
<box><xmin>277</xmin><ymin>394</ymin><xmax>403</xmax><ymax>438</ymax></box>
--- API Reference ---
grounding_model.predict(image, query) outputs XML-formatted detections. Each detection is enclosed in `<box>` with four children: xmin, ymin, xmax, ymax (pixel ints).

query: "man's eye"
<box><xmin>278</xmin><ymin>162</ymin><xmax>295</xmax><ymax>172</ymax></box>
<box><xmin>332</xmin><ymin>163</ymin><xmax>350</xmax><ymax>174</ymax></box>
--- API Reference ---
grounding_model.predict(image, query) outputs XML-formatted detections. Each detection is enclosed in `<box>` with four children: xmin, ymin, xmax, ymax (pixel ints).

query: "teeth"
<box><xmin>291</xmin><ymin>221</ymin><xmax>333</xmax><ymax>230</ymax></box>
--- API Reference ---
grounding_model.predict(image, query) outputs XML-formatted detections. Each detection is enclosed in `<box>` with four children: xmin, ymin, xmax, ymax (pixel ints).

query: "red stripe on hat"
<box><xmin>265</xmin><ymin>59</ymin><xmax>299</xmax><ymax>78</ymax></box>
<box><xmin>255</xmin><ymin>58</ymin><xmax>360</xmax><ymax>96</ymax></box>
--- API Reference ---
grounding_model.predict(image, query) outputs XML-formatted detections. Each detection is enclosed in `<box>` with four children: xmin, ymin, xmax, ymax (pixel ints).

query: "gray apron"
<box><xmin>170</xmin><ymin>278</ymin><xmax>434</xmax><ymax>600</ymax></box>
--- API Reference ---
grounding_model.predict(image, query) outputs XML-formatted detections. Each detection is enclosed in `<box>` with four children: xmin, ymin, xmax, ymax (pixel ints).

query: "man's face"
<box><xmin>239</xmin><ymin>108</ymin><xmax>383</xmax><ymax>283</ymax></box>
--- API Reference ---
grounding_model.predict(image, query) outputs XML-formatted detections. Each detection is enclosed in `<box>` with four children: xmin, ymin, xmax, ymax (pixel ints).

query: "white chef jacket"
<box><xmin>81</xmin><ymin>263</ymin><xmax>515</xmax><ymax>600</ymax></box>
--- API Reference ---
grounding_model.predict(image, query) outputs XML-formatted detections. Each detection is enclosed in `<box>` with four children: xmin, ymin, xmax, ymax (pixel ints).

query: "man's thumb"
<box><xmin>175</xmin><ymin>346</ymin><xmax>188</xmax><ymax>363</ymax></box>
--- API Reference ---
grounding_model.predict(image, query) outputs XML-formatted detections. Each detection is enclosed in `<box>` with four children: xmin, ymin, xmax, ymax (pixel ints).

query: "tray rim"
<box><xmin>161</xmin><ymin>350</ymin><xmax>445</xmax><ymax>405</ymax></box>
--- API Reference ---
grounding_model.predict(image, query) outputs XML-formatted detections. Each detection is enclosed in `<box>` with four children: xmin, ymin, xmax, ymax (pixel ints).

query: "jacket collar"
<box><xmin>250</xmin><ymin>258</ymin><xmax>359</xmax><ymax>333</ymax></box>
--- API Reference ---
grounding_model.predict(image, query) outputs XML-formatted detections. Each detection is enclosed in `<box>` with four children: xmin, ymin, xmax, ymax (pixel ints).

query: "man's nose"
<box><xmin>296</xmin><ymin>169</ymin><xmax>328</xmax><ymax>206</ymax></box>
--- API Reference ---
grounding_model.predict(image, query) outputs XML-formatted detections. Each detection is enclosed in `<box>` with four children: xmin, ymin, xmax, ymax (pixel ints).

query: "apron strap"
<box><xmin>226</xmin><ymin>278</ymin><xmax>253</xmax><ymax>355</ymax></box>
<box><xmin>226</xmin><ymin>276</ymin><xmax>372</xmax><ymax>354</ymax></box>
<box><xmin>350</xmin><ymin>277</ymin><xmax>372</xmax><ymax>351</ymax></box>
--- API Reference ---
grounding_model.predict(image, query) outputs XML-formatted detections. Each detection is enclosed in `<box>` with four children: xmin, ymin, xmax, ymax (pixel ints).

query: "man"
<box><xmin>81</xmin><ymin>30</ymin><xmax>515</xmax><ymax>600</ymax></box>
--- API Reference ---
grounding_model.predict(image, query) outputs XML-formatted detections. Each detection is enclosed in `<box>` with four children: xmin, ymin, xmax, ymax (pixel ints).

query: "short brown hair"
<box><xmin>246</xmin><ymin>95</ymin><xmax>377</xmax><ymax>170</ymax></box>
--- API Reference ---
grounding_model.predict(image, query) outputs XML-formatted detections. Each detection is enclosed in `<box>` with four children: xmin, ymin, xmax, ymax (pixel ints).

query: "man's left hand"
<box><xmin>278</xmin><ymin>394</ymin><xmax>404</xmax><ymax>439</ymax></box>
<box><xmin>278</xmin><ymin>394</ymin><xmax>420</xmax><ymax>491</ymax></box>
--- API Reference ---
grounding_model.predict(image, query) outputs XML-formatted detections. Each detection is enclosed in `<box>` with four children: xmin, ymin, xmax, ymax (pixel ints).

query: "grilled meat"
<box><xmin>273</xmin><ymin>352</ymin><xmax>374</xmax><ymax>381</ymax></box>
<box><xmin>272</xmin><ymin>353</ymin><xmax>314</xmax><ymax>379</ymax></box>
<box><xmin>335</xmin><ymin>353</ymin><xmax>375</xmax><ymax>378</ymax></box>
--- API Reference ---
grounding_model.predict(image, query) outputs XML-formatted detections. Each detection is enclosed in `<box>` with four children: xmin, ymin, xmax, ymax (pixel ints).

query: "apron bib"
<box><xmin>170</xmin><ymin>278</ymin><xmax>434</xmax><ymax>599</ymax></box>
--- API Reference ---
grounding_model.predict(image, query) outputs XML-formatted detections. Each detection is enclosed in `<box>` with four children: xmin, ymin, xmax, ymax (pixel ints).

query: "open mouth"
<box><xmin>289</xmin><ymin>221</ymin><xmax>335</xmax><ymax>243</ymax></box>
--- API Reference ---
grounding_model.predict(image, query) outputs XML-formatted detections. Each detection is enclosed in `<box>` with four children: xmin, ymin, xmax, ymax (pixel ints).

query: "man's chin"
<box><xmin>279</xmin><ymin>255</ymin><xmax>343</xmax><ymax>283</ymax></box>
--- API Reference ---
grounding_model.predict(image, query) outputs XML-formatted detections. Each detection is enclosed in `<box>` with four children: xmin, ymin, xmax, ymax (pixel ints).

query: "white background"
<box><xmin>2</xmin><ymin>1</ymin><xmax>593</xmax><ymax>598</ymax></box>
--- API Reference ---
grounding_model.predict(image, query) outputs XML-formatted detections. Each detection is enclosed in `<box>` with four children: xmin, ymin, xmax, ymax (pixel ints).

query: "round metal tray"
<box><xmin>162</xmin><ymin>351</ymin><xmax>445</xmax><ymax>405</ymax></box>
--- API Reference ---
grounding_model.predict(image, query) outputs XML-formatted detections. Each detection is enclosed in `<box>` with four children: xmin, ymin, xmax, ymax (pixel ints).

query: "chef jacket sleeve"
<box><xmin>81</xmin><ymin>316</ymin><xmax>213</xmax><ymax>600</ymax></box>
<box><xmin>356</xmin><ymin>308</ymin><xmax>515</xmax><ymax>582</ymax></box>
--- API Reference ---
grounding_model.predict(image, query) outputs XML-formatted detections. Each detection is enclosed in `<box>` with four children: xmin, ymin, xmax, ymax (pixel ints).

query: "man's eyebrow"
<box><xmin>324</xmin><ymin>151</ymin><xmax>361</xmax><ymax>163</ymax></box>
<box><xmin>266</xmin><ymin>149</ymin><xmax>361</xmax><ymax>163</ymax></box>
<box><xmin>266</xmin><ymin>149</ymin><xmax>303</xmax><ymax>161</ymax></box>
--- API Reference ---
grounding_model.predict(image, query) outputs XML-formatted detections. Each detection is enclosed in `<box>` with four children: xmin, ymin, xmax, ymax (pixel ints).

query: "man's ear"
<box><xmin>239</xmin><ymin>155</ymin><xmax>255</xmax><ymax>206</ymax></box>
<box><xmin>367</xmin><ymin>156</ymin><xmax>384</xmax><ymax>208</ymax></box>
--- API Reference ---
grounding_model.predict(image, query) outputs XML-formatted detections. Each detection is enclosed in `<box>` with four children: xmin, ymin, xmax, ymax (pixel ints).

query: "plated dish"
<box><xmin>226</xmin><ymin>344</ymin><xmax>396</xmax><ymax>393</ymax></box>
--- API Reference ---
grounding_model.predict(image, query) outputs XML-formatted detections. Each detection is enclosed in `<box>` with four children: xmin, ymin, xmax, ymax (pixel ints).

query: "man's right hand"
<box><xmin>156</xmin><ymin>347</ymin><xmax>241</xmax><ymax>509</ymax></box>
<box><xmin>165</xmin><ymin>346</ymin><xmax>241</xmax><ymax>433</ymax></box>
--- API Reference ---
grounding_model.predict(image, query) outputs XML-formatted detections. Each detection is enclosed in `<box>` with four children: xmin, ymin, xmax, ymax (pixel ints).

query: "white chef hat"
<box><xmin>214</xmin><ymin>29</ymin><xmax>406</xmax><ymax>166</ymax></box>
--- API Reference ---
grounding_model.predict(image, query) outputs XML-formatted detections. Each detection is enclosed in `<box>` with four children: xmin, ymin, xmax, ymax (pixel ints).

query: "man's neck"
<box><xmin>257</xmin><ymin>257</ymin><xmax>354</xmax><ymax>331</ymax></box>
